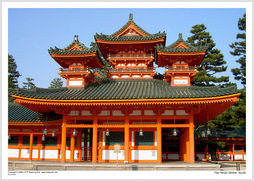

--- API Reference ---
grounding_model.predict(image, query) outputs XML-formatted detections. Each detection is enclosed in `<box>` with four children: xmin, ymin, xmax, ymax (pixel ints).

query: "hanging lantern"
<box><xmin>52</xmin><ymin>131</ymin><xmax>55</xmax><ymax>137</ymax></box>
<box><xmin>73</xmin><ymin>129</ymin><xmax>77</xmax><ymax>137</ymax></box>
<box><xmin>207</xmin><ymin>128</ymin><xmax>211</xmax><ymax>136</ymax></box>
<box><xmin>8</xmin><ymin>134</ymin><xmax>11</xmax><ymax>140</ymax></box>
<box><xmin>42</xmin><ymin>134</ymin><xmax>45</xmax><ymax>141</ymax></box>
<box><xmin>106</xmin><ymin>128</ymin><xmax>110</xmax><ymax>136</ymax></box>
<box><xmin>43</xmin><ymin>128</ymin><xmax>48</xmax><ymax>135</ymax></box>
<box><xmin>201</xmin><ymin>130</ymin><xmax>206</xmax><ymax>138</ymax></box>
<box><xmin>173</xmin><ymin>128</ymin><xmax>178</xmax><ymax>136</ymax></box>
<box><xmin>139</xmin><ymin>128</ymin><xmax>144</xmax><ymax>136</ymax></box>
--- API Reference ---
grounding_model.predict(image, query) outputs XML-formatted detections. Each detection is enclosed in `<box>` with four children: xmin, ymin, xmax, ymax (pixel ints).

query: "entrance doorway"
<box><xmin>162</xmin><ymin>128</ymin><xmax>180</xmax><ymax>161</ymax></box>
<box><xmin>81</xmin><ymin>128</ymin><xmax>92</xmax><ymax>161</ymax></box>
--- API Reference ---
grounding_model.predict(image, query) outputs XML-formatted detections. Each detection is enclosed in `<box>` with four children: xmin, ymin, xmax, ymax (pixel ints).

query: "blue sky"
<box><xmin>8</xmin><ymin>8</ymin><xmax>245</xmax><ymax>89</ymax></box>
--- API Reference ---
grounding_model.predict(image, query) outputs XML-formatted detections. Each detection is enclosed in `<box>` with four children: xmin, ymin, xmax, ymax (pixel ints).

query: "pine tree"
<box><xmin>23</xmin><ymin>77</ymin><xmax>36</xmax><ymax>90</ymax></box>
<box><xmin>49</xmin><ymin>78</ymin><xmax>63</xmax><ymax>89</ymax></box>
<box><xmin>229</xmin><ymin>13</ymin><xmax>246</xmax><ymax>85</ymax></box>
<box><xmin>8</xmin><ymin>54</ymin><xmax>21</xmax><ymax>102</ymax></box>
<box><xmin>187</xmin><ymin>24</ymin><xmax>229</xmax><ymax>86</ymax></box>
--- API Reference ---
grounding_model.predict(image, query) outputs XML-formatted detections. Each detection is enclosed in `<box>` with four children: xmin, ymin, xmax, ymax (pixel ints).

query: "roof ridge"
<box><xmin>111</xmin><ymin>13</ymin><xmax>151</xmax><ymax>37</ymax></box>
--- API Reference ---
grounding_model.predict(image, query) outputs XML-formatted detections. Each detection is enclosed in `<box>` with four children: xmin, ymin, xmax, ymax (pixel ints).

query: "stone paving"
<box><xmin>8</xmin><ymin>160</ymin><xmax>225</xmax><ymax>171</ymax></box>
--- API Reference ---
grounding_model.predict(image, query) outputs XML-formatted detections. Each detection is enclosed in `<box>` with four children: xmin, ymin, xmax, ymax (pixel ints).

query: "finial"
<box><xmin>129</xmin><ymin>13</ymin><xmax>133</xmax><ymax>21</ymax></box>
<box><xmin>74</xmin><ymin>35</ymin><xmax>78</xmax><ymax>41</ymax></box>
<box><xmin>179</xmin><ymin>33</ymin><xmax>183</xmax><ymax>39</ymax></box>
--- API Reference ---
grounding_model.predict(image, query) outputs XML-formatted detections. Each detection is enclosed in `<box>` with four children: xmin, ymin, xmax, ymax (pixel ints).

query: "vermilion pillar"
<box><xmin>124</xmin><ymin>116</ymin><xmax>129</xmax><ymax>163</ymax></box>
<box><xmin>29</xmin><ymin>133</ymin><xmax>33</xmax><ymax>160</ymax></box>
<box><xmin>98</xmin><ymin>129</ymin><xmax>102</xmax><ymax>162</ymax></box>
<box><xmin>70</xmin><ymin>133</ymin><xmax>75</xmax><ymax>162</ymax></box>
<box><xmin>61</xmin><ymin>115</ymin><xmax>67</xmax><ymax>163</ymax></box>
<box><xmin>77</xmin><ymin>130</ymin><xmax>82</xmax><ymax>161</ymax></box>
<box><xmin>189</xmin><ymin>112</ymin><xmax>195</xmax><ymax>163</ymax></box>
<box><xmin>157</xmin><ymin>115</ymin><xmax>162</xmax><ymax>163</ymax></box>
<box><xmin>92</xmin><ymin>117</ymin><xmax>98</xmax><ymax>163</ymax></box>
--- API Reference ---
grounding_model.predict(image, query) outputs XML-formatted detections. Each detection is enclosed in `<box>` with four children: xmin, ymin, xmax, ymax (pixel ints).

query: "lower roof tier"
<box><xmin>12</xmin><ymin>79</ymin><xmax>241</xmax><ymax>100</ymax></box>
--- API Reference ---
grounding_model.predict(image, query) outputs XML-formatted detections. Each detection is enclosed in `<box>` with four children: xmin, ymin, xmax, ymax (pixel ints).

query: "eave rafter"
<box><xmin>13</xmin><ymin>93</ymin><xmax>240</xmax><ymax>107</ymax></box>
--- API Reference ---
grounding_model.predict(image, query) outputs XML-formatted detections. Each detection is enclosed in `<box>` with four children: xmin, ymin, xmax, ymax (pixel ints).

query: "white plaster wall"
<box><xmin>8</xmin><ymin>149</ymin><xmax>19</xmax><ymax>158</ymax></box>
<box><xmin>154</xmin><ymin>131</ymin><xmax>157</xmax><ymax>146</ymax></box>
<box><xmin>196</xmin><ymin>154</ymin><xmax>205</xmax><ymax>160</ymax></box>
<box><xmin>130</xmin><ymin>110</ymin><xmax>141</xmax><ymax>116</ymax></box>
<box><xmin>102</xmin><ymin>150</ymin><xmax>125</xmax><ymax>160</ymax></box>
<box><xmin>102</xmin><ymin>131</ymin><xmax>105</xmax><ymax>146</ymax></box>
<box><xmin>69</xmin><ymin>80</ymin><xmax>82</xmax><ymax>86</ymax></box>
<box><xmin>144</xmin><ymin>110</ymin><xmax>156</xmax><ymax>116</ymax></box>
<box><xmin>162</xmin><ymin>110</ymin><xmax>174</xmax><ymax>116</ymax></box>
<box><xmin>32</xmin><ymin>149</ymin><xmax>38</xmax><ymax>159</ymax></box>
<box><xmin>40</xmin><ymin>150</ymin><xmax>58</xmax><ymax>159</ymax></box>
<box><xmin>244</xmin><ymin>154</ymin><xmax>246</xmax><ymax>160</ymax></box>
<box><xmin>112</xmin><ymin>110</ymin><xmax>124</xmax><ymax>116</ymax></box>
<box><xmin>68</xmin><ymin>110</ymin><xmax>79</xmax><ymax>116</ymax></box>
<box><xmin>219</xmin><ymin>154</ymin><xmax>231</xmax><ymax>160</ymax></box>
<box><xmin>174</xmin><ymin>79</ymin><xmax>188</xmax><ymax>85</ymax></box>
<box><xmin>21</xmin><ymin>149</ymin><xmax>30</xmax><ymax>158</ymax></box>
<box><xmin>98</xmin><ymin>110</ymin><xmax>110</xmax><ymax>116</ymax></box>
<box><xmin>81</xmin><ymin>110</ymin><xmax>92</xmax><ymax>116</ymax></box>
<box><xmin>143</xmin><ymin>75</ymin><xmax>150</xmax><ymax>78</ymax></box>
<box><xmin>22</xmin><ymin>129</ymin><xmax>31</xmax><ymax>132</ymax></box>
<box><xmin>132</xmin><ymin>75</ymin><xmax>140</xmax><ymax>78</ymax></box>
<box><xmin>131</xmin><ymin>131</ymin><xmax>134</xmax><ymax>146</ymax></box>
<box><xmin>176</xmin><ymin>110</ymin><xmax>189</xmax><ymax>115</ymax></box>
<box><xmin>234</xmin><ymin>154</ymin><xmax>243</xmax><ymax>160</ymax></box>
<box><xmin>167</xmin><ymin>154</ymin><xmax>179</xmax><ymax>160</ymax></box>
<box><xmin>74</xmin><ymin>150</ymin><xmax>78</xmax><ymax>159</ymax></box>
<box><xmin>66</xmin><ymin>150</ymin><xmax>71</xmax><ymax>159</ymax></box>
<box><xmin>131</xmin><ymin>150</ymin><xmax>157</xmax><ymax>160</ymax></box>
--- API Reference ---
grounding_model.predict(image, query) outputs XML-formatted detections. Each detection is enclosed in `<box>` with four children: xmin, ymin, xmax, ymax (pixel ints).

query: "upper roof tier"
<box><xmin>156</xmin><ymin>33</ymin><xmax>207</xmax><ymax>67</ymax></box>
<box><xmin>95</xmin><ymin>14</ymin><xmax>166</xmax><ymax>58</ymax></box>
<box><xmin>48</xmin><ymin>35</ymin><xmax>105</xmax><ymax>68</ymax></box>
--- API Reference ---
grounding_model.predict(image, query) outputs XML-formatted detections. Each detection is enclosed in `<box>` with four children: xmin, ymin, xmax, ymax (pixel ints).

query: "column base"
<box><xmin>124</xmin><ymin>161</ymin><xmax>129</xmax><ymax>164</ymax></box>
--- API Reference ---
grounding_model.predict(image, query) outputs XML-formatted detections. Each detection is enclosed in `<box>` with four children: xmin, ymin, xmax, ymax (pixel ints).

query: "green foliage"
<box><xmin>23</xmin><ymin>77</ymin><xmax>36</xmax><ymax>90</ymax></box>
<box><xmin>229</xmin><ymin>13</ymin><xmax>246</xmax><ymax>85</ymax></box>
<box><xmin>49</xmin><ymin>78</ymin><xmax>63</xmax><ymax>89</ymax></box>
<box><xmin>8</xmin><ymin>54</ymin><xmax>21</xmax><ymax>102</ymax></box>
<box><xmin>208</xmin><ymin>88</ymin><xmax>246</xmax><ymax>131</ymax></box>
<box><xmin>187</xmin><ymin>24</ymin><xmax>229</xmax><ymax>86</ymax></box>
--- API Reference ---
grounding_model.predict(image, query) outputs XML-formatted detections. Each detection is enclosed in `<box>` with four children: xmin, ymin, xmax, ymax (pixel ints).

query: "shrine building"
<box><xmin>8</xmin><ymin>14</ymin><xmax>244</xmax><ymax>164</ymax></box>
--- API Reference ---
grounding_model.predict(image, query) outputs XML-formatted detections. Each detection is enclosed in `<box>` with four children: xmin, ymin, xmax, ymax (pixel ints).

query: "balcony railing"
<box><xmin>108</xmin><ymin>53</ymin><xmax>154</xmax><ymax>59</ymax></box>
<box><xmin>59</xmin><ymin>67</ymin><xmax>90</xmax><ymax>73</ymax></box>
<box><xmin>108</xmin><ymin>67</ymin><xmax>155</xmax><ymax>73</ymax></box>
<box><xmin>165</xmin><ymin>66</ymin><xmax>197</xmax><ymax>72</ymax></box>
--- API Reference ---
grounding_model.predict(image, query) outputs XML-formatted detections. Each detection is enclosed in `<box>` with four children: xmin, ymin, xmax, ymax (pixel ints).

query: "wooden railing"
<box><xmin>108</xmin><ymin>67</ymin><xmax>155</xmax><ymax>73</ymax></box>
<box><xmin>165</xmin><ymin>66</ymin><xmax>197</xmax><ymax>72</ymax></box>
<box><xmin>59</xmin><ymin>67</ymin><xmax>90</xmax><ymax>73</ymax></box>
<box><xmin>108</xmin><ymin>53</ymin><xmax>154</xmax><ymax>59</ymax></box>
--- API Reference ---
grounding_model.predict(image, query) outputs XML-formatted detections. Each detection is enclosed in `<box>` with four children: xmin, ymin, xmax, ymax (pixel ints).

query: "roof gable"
<box><xmin>173</xmin><ymin>41</ymin><xmax>190</xmax><ymax>49</ymax></box>
<box><xmin>168</xmin><ymin>33</ymin><xmax>194</xmax><ymax>49</ymax></box>
<box><xmin>112</xmin><ymin>13</ymin><xmax>150</xmax><ymax>37</ymax></box>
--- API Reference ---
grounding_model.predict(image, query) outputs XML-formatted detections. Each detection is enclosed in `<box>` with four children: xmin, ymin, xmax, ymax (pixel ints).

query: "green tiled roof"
<box><xmin>156</xmin><ymin>33</ymin><xmax>207</xmax><ymax>53</ymax></box>
<box><xmin>94</xmin><ymin>14</ymin><xmax>166</xmax><ymax>42</ymax></box>
<box><xmin>48</xmin><ymin>41</ymin><xmax>98</xmax><ymax>55</ymax></box>
<box><xmin>12</xmin><ymin>79</ymin><xmax>241</xmax><ymax>100</ymax></box>
<box><xmin>92</xmin><ymin>68</ymin><xmax>108</xmax><ymax>81</ymax></box>
<box><xmin>8</xmin><ymin>102</ymin><xmax>62</xmax><ymax>123</ymax></box>
<box><xmin>95</xmin><ymin>32</ymin><xmax>166</xmax><ymax>42</ymax></box>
